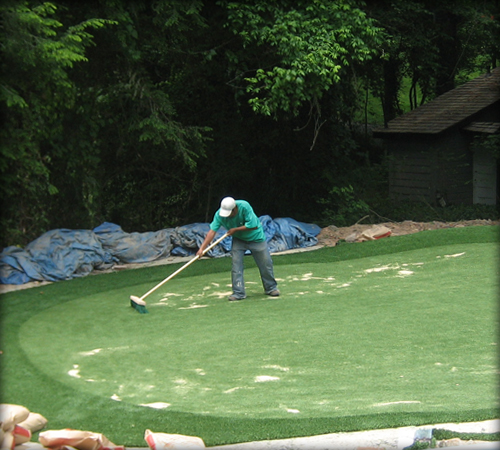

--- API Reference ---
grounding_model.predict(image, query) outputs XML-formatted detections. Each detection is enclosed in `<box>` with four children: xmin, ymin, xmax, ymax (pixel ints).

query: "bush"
<box><xmin>374</xmin><ymin>201</ymin><xmax>500</xmax><ymax>223</ymax></box>
<box><xmin>318</xmin><ymin>185</ymin><xmax>371</xmax><ymax>227</ymax></box>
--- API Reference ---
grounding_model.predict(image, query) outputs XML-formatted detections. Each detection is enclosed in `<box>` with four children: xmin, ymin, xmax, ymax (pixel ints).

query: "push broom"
<box><xmin>130</xmin><ymin>232</ymin><xmax>230</xmax><ymax>313</ymax></box>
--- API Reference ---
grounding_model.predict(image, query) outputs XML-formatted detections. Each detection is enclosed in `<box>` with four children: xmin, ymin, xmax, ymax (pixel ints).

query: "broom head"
<box><xmin>130</xmin><ymin>295</ymin><xmax>148</xmax><ymax>314</ymax></box>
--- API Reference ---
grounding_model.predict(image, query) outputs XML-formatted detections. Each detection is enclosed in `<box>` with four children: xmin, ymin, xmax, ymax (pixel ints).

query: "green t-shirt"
<box><xmin>210</xmin><ymin>200</ymin><xmax>265</xmax><ymax>242</ymax></box>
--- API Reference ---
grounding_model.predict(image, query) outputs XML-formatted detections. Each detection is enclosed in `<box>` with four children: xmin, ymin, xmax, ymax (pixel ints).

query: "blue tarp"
<box><xmin>93</xmin><ymin>222</ymin><xmax>175</xmax><ymax>263</ymax></box>
<box><xmin>0</xmin><ymin>217</ymin><xmax>321</xmax><ymax>285</ymax></box>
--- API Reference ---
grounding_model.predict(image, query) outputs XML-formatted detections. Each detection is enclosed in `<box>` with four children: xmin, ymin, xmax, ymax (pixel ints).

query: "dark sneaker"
<box><xmin>228</xmin><ymin>295</ymin><xmax>244</xmax><ymax>301</ymax></box>
<box><xmin>267</xmin><ymin>290</ymin><xmax>280</xmax><ymax>297</ymax></box>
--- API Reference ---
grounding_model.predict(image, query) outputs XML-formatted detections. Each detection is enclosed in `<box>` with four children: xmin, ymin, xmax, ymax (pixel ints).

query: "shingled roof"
<box><xmin>373</xmin><ymin>67</ymin><xmax>500</xmax><ymax>136</ymax></box>
<box><xmin>463</xmin><ymin>121</ymin><xmax>500</xmax><ymax>134</ymax></box>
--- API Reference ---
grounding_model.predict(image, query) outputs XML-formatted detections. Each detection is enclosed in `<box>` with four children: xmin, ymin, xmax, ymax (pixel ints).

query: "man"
<box><xmin>196</xmin><ymin>197</ymin><xmax>280</xmax><ymax>301</ymax></box>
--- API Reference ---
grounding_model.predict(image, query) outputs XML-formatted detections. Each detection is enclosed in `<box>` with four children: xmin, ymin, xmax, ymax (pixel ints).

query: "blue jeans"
<box><xmin>231</xmin><ymin>238</ymin><xmax>278</xmax><ymax>299</ymax></box>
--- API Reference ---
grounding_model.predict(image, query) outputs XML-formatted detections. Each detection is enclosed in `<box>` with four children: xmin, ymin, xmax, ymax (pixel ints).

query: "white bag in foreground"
<box><xmin>0</xmin><ymin>404</ymin><xmax>30</xmax><ymax>432</ymax></box>
<box><xmin>18</xmin><ymin>413</ymin><xmax>48</xmax><ymax>433</ymax></box>
<box><xmin>0</xmin><ymin>430</ymin><xmax>14</xmax><ymax>450</ymax></box>
<box><xmin>144</xmin><ymin>429</ymin><xmax>205</xmax><ymax>449</ymax></box>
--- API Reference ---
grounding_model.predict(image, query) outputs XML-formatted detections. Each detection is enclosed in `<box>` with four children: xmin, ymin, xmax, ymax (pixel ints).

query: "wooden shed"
<box><xmin>372</xmin><ymin>68</ymin><xmax>500</xmax><ymax>206</ymax></box>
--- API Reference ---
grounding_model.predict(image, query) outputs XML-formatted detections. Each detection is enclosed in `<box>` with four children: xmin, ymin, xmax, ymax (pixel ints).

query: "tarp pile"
<box><xmin>0</xmin><ymin>216</ymin><xmax>321</xmax><ymax>285</ymax></box>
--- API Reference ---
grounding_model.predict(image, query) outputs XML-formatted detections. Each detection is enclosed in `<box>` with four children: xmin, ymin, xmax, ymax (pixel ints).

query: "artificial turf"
<box><xmin>0</xmin><ymin>226</ymin><xmax>498</xmax><ymax>446</ymax></box>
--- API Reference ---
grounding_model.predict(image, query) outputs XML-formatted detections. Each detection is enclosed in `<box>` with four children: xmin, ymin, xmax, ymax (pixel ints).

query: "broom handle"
<box><xmin>139</xmin><ymin>232</ymin><xmax>229</xmax><ymax>301</ymax></box>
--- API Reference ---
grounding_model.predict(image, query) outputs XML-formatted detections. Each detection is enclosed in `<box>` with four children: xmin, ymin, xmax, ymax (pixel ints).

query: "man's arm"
<box><xmin>196</xmin><ymin>229</ymin><xmax>217</xmax><ymax>257</ymax></box>
<box><xmin>228</xmin><ymin>225</ymin><xmax>257</xmax><ymax>235</ymax></box>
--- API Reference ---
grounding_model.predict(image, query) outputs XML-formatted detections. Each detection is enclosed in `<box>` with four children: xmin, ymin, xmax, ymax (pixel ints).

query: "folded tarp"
<box><xmin>262</xmin><ymin>216</ymin><xmax>321</xmax><ymax>253</ymax></box>
<box><xmin>169</xmin><ymin>223</ymin><xmax>231</xmax><ymax>258</ymax></box>
<box><xmin>0</xmin><ymin>247</ymin><xmax>46</xmax><ymax>285</ymax></box>
<box><xmin>0</xmin><ymin>229</ymin><xmax>115</xmax><ymax>284</ymax></box>
<box><xmin>0</xmin><ymin>217</ymin><xmax>321</xmax><ymax>285</ymax></box>
<box><xmin>93</xmin><ymin>222</ymin><xmax>174</xmax><ymax>264</ymax></box>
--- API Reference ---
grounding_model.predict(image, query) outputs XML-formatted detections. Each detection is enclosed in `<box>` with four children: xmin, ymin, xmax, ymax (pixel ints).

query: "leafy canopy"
<box><xmin>0</xmin><ymin>1</ymin><xmax>115</xmax><ymax>242</ymax></box>
<box><xmin>223</xmin><ymin>0</ymin><xmax>383</xmax><ymax>116</ymax></box>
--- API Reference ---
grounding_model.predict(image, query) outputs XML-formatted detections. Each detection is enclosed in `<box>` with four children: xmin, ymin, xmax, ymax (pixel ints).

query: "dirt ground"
<box><xmin>315</xmin><ymin>219</ymin><xmax>500</xmax><ymax>247</ymax></box>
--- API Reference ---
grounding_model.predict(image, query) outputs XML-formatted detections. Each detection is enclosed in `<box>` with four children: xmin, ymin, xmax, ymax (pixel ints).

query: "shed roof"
<box><xmin>463</xmin><ymin>121</ymin><xmax>500</xmax><ymax>134</ymax></box>
<box><xmin>373</xmin><ymin>67</ymin><xmax>500</xmax><ymax>136</ymax></box>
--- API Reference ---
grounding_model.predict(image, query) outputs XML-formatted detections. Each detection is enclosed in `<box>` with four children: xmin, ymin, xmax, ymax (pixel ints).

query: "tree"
<box><xmin>0</xmin><ymin>1</ymin><xmax>113</xmax><ymax>245</ymax></box>
<box><xmin>51</xmin><ymin>0</ymin><xmax>213</xmax><ymax>231</ymax></box>
<box><xmin>365</xmin><ymin>0</ymin><xmax>500</xmax><ymax>124</ymax></box>
<box><xmin>2</xmin><ymin>0</ymin><xmax>498</xmax><ymax>247</ymax></box>
<box><xmin>222</xmin><ymin>0</ymin><xmax>383</xmax><ymax>120</ymax></box>
<box><xmin>211</xmin><ymin>0</ymin><xmax>386</xmax><ymax>219</ymax></box>
<box><xmin>0</xmin><ymin>1</ymin><xmax>214</xmax><ymax>245</ymax></box>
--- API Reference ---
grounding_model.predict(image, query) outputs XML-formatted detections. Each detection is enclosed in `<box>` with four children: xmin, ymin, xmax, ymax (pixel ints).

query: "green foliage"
<box><xmin>318</xmin><ymin>185</ymin><xmax>370</xmax><ymax>227</ymax></box>
<box><xmin>0</xmin><ymin>2</ymin><xmax>115</xmax><ymax>246</ymax></box>
<box><xmin>224</xmin><ymin>0</ymin><xmax>384</xmax><ymax>117</ymax></box>
<box><xmin>0</xmin><ymin>1</ymin><xmax>213</xmax><ymax>245</ymax></box>
<box><xmin>471</xmin><ymin>133</ymin><xmax>500</xmax><ymax>159</ymax></box>
<box><xmin>374</xmin><ymin>201</ymin><xmax>500</xmax><ymax>223</ymax></box>
<box><xmin>0</xmin><ymin>0</ymin><xmax>498</xmax><ymax>248</ymax></box>
<box><xmin>402</xmin><ymin>439</ymin><xmax>434</xmax><ymax>450</ymax></box>
<box><xmin>365</xmin><ymin>0</ymin><xmax>500</xmax><ymax>124</ymax></box>
<box><xmin>403</xmin><ymin>429</ymin><xmax>500</xmax><ymax>449</ymax></box>
<box><xmin>433</xmin><ymin>429</ymin><xmax>500</xmax><ymax>442</ymax></box>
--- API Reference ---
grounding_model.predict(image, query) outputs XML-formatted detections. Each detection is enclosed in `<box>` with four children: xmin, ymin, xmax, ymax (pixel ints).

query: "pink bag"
<box><xmin>39</xmin><ymin>429</ymin><xmax>124</xmax><ymax>450</ymax></box>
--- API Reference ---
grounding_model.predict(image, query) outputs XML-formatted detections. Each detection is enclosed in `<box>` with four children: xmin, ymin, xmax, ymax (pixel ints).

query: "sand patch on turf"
<box><xmin>278</xmin><ymin>253</ymin><xmax>469</xmax><ymax>296</ymax></box>
<box><xmin>373</xmin><ymin>401</ymin><xmax>421</xmax><ymax>407</ymax></box>
<box><xmin>68</xmin><ymin>365</ymin><xmax>81</xmax><ymax>378</ymax></box>
<box><xmin>208</xmin><ymin>291</ymin><xmax>233</xmax><ymax>299</ymax></box>
<box><xmin>365</xmin><ymin>265</ymin><xmax>397</xmax><ymax>273</ymax></box>
<box><xmin>79</xmin><ymin>348</ymin><xmax>102</xmax><ymax>356</ymax></box>
<box><xmin>140</xmin><ymin>402</ymin><xmax>171</xmax><ymax>409</ymax></box>
<box><xmin>255</xmin><ymin>375</ymin><xmax>280</xmax><ymax>382</ymax></box>
<box><xmin>262</xmin><ymin>365</ymin><xmax>290</xmax><ymax>372</ymax></box>
<box><xmin>396</xmin><ymin>270</ymin><xmax>414</xmax><ymax>277</ymax></box>
<box><xmin>444</xmin><ymin>252</ymin><xmax>466</xmax><ymax>258</ymax></box>
<box><xmin>178</xmin><ymin>304</ymin><xmax>208</xmax><ymax>309</ymax></box>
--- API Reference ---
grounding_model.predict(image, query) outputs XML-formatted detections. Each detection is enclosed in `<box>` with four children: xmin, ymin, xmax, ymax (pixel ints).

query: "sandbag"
<box><xmin>13</xmin><ymin>425</ymin><xmax>31</xmax><ymax>445</ymax></box>
<box><xmin>0</xmin><ymin>430</ymin><xmax>14</xmax><ymax>450</ymax></box>
<box><xmin>13</xmin><ymin>444</ymin><xmax>46</xmax><ymax>450</ymax></box>
<box><xmin>144</xmin><ymin>429</ymin><xmax>205</xmax><ymax>449</ymax></box>
<box><xmin>358</xmin><ymin>225</ymin><xmax>392</xmax><ymax>242</ymax></box>
<box><xmin>39</xmin><ymin>429</ymin><xmax>123</xmax><ymax>450</ymax></box>
<box><xmin>0</xmin><ymin>404</ymin><xmax>30</xmax><ymax>432</ymax></box>
<box><xmin>18</xmin><ymin>413</ymin><xmax>48</xmax><ymax>433</ymax></box>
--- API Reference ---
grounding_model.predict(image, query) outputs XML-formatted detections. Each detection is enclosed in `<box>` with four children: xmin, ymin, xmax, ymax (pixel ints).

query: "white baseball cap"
<box><xmin>219</xmin><ymin>197</ymin><xmax>236</xmax><ymax>217</ymax></box>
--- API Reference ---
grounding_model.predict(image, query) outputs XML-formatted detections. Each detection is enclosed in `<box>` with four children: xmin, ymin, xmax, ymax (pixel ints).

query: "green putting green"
<box><xmin>18</xmin><ymin>242</ymin><xmax>498</xmax><ymax>420</ymax></box>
